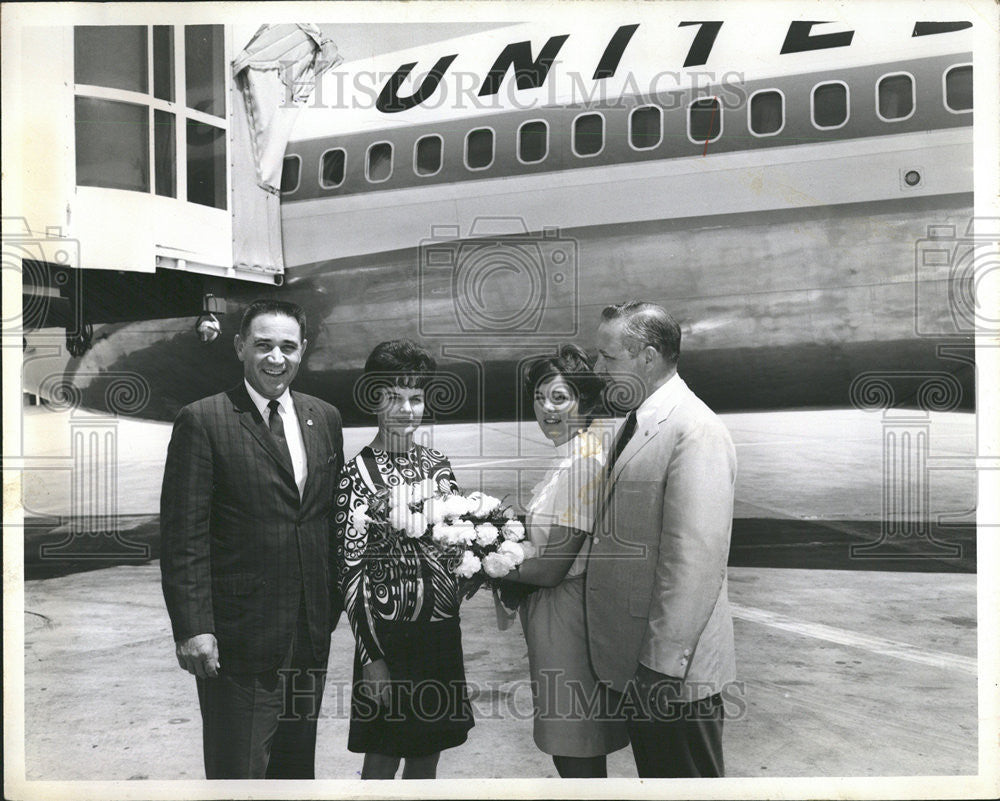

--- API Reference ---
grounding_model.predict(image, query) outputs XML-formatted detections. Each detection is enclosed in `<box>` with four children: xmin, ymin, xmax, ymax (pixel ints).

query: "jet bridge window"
<box><xmin>74</xmin><ymin>26</ymin><xmax>148</xmax><ymax>93</ymax></box>
<box><xmin>73</xmin><ymin>24</ymin><xmax>228</xmax><ymax>208</ymax></box>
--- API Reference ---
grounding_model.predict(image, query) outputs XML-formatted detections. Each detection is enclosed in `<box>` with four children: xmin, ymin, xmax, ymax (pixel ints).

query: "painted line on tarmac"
<box><xmin>452</xmin><ymin>456</ymin><xmax>548</xmax><ymax>469</ymax></box>
<box><xmin>730</xmin><ymin>603</ymin><xmax>977</xmax><ymax>675</ymax></box>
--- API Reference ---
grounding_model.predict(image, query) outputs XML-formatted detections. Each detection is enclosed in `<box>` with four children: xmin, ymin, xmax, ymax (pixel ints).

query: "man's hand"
<box><xmin>360</xmin><ymin>658</ymin><xmax>391</xmax><ymax>710</ymax></box>
<box><xmin>175</xmin><ymin>633</ymin><xmax>220</xmax><ymax>678</ymax></box>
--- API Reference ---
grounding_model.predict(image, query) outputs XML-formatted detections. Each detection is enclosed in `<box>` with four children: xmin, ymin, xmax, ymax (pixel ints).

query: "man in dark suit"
<box><xmin>160</xmin><ymin>299</ymin><xmax>343</xmax><ymax>779</ymax></box>
<box><xmin>586</xmin><ymin>300</ymin><xmax>737</xmax><ymax>778</ymax></box>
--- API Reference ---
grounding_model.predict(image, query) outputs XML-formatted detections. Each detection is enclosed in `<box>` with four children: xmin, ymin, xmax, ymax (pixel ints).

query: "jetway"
<box><xmin>11</xmin><ymin>22</ymin><xmax>339</xmax><ymax>348</ymax></box>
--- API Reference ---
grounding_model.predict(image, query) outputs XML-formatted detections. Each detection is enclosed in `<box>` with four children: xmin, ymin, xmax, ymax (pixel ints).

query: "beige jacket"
<box><xmin>585</xmin><ymin>375</ymin><xmax>737</xmax><ymax>701</ymax></box>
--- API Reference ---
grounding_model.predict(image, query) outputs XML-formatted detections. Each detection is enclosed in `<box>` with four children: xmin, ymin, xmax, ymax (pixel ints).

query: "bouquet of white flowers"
<box><xmin>425</xmin><ymin>490</ymin><xmax>537</xmax><ymax>596</ymax></box>
<box><xmin>353</xmin><ymin>481</ymin><xmax>536</xmax><ymax>599</ymax></box>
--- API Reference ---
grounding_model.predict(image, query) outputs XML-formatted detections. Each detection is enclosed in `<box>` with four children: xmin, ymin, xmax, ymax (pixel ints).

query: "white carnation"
<box><xmin>441</xmin><ymin>495</ymin><xmax>472</xmax><ymax>519</ymax></box>
<box><xmin>455</xmin><ymin>550</ymin><xmax>482</xmax><ymax>579</ymax></box>
<box><xmin>519</xmin><ymin>541</ymin><xmax>538</xmax><ymax>560</ymax></box>
<box><xmin>431</xmin><ymin>522</ymin><xmax>461</xmax><ymax>547</ymax></box>
<box><xmin>498</xmin><ymin>539</ymin><xmax>526</xmax><ymax>565</ymax></box>
<box><xmin>482</xmin><ymin>551</ymin><xmax>516</xmax><ymax>578</ymax></box>
<box><xmin>501</xmin><ymin>519</ymin><xmax>526</xmax><ymax>542</ymax></box>
<box><xmin>475</xmin><ymin>523</ymin><xmax>500</xmax><ymax>547</ymax></box>
<box><xmin>403</xmin><ymin>511</ymin><xmax>428</xmax><ymax>539</ymax></box>
<box><xmin>349</xmin><ymin>503</ymin><xmax>369</xmax><ymax>534</ymax></box>
<box><xmin>468</xmin><ymin>491</ymin><xmax>502</xmax><ymax>516</ymax></box>
<box><xmin>452</xmin><ymin>520</ymin><xmax>478</xmax><ymax>545</ymax></box>
<box><xmin>423</xmin><ymin>495</ymin><xmax>450</xmax><ymax>527</ymax></box>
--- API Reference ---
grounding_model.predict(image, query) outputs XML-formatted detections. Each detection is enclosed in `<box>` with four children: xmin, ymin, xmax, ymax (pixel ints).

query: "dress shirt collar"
<box><xmin>244</xmin><ymin>379</ymin><xmax>293</xmax><ymax>420</ymax></box>
<box><xmin>635</xmin><ymin>372</ymin><xmax>684</xmax><ymax>427</ymax></box>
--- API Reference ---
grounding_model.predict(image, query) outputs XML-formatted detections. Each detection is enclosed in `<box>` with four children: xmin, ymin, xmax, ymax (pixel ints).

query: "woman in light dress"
<box><xmin>500</xmin><ymin>344</ymin><xmax>628</xmax><ymax>777</ymax></box>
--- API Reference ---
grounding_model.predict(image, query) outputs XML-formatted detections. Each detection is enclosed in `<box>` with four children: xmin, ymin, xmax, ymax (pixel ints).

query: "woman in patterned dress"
<box><xmin>333</xmin><ymin>339</ymin><xmax>473</xmax><ymax>779</ymax></box>
<box><xmin>499</xmin><ymin>344</ymin><xmax>629</xmax><ymax>777</ymax></box>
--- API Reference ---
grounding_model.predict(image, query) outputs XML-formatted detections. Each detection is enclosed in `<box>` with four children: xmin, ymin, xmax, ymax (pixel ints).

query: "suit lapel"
<box><xmin>595</xmin><ymin>378</ymin><xmax>691</xmax><ymax>520</ymax></box>
<box><xmin>293</xmin><ymin>392</ymin><xmax>322</xmax><ymax>504</ymax></box>
<box><xmin>228</xmin><ymin>384</ymin><xmax>296</xmax><ymax>483</ymax></box>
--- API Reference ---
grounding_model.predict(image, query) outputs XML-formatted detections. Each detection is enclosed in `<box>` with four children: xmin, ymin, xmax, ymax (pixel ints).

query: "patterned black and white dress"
<box><xmin>333</xmin><ymin>444</ymin><xmax>474</xmax><ymax>757</ymax></box>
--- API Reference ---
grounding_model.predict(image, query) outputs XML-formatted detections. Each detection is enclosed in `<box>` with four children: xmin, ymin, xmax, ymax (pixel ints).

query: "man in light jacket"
<box><xmin>586</xmin><ymin>300</ymin><xmax>737</xmax><ymax>778</ymax></box>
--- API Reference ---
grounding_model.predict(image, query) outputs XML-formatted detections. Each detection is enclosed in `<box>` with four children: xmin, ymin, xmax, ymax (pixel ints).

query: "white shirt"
<box><xmin>525</xmin><ymin>426</ymin><xmax>607</xmax><ymax>579</ymax></box>
<box><xmin>244</xmin><ymin>379</ymin><xmax>308</xmax><ymax>496</ymax></box>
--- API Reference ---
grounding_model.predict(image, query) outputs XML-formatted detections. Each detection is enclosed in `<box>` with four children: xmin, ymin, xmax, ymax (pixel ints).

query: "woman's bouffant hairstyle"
<box><xmin>525</xmin><ymin>343</ymin><xmax>607</xmax><ymax>425</ymax></box>
<box><xmin>363</xmin><ymin>339</ymin><xmax>437</xmax><ymax>388</ymax></box>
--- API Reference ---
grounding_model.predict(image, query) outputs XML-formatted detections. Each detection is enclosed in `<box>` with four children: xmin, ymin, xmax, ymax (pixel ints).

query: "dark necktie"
<box><xmin>605</xmin><ymin>409</ymin><xmax>638</xmax><ymax>476</ymax></box>
<box><xmin>267</xmin><ymin>399</ymin><xmax>293</xmax><ymax>465</ymax></box>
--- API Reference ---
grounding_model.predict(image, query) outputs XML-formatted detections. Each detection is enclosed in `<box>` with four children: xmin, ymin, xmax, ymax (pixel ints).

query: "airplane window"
<box><xmin>187</xmin><ymin>119</ymin><xmax>227</xmax><ymax>209</ymax></box>
<box><xmin>466</xmin><ymin>128</ymin><xmax>494</xmax><ymax>169</ymax></box>
<box><xmin>945</xmin><ymin>65</ymin><xmax>972</xmax><ymax>112</ymax></box>
<box><xmin>574</xmin><ymin>113</ymin><xmax>604</xmax><ymax>156</ymax></box>
<box><xmin>629</xmin><ymin>106</ymin><xmax>662</xmax><ymax>149</ymax></box>
<box><xmin>877</xmin><ymin>74</ymin><xmax>914</xmax><ymax>120</ymax></box>
<box><xmin>74</xmin><ymin>26</ymin><xmax>148</xmax><ymax>93</ymax></box>
<box><xmin>688</xmin><ymin>98</ymin><xmax>721</xmax><ymax>143</ymax></box>
<box><xmin>280</xmin><ymin>155</ymin><xmax>301</xmax><ymax>194</ymax></box>
<box><xmin>153</xmin><ymin>26</ymin><xmax>175</xmax><ymax>102</ymax></box>
<box><xmin>321</xmin><ymin>149</ymin><xmax>346</xmax><ymax>187</ymax></box>
<box><xmin>415</xmin><ymin>135</ymin><xmax>443</xmax><ymax>176</ymax></box>
<box><xmin>367</xmin><ymin>142</ymin><xmax>393</xmax><ymax>182</ymax></box>
<box><xmin>154</xmin><ymin>110</ymin><xmax>176</xmax><ymax>198</ymax></box>
<box><xmin>75</xmin><ymin>97</ymin><xmax>150</xmax><ymax>192</ymax></box>
<box><xmin>812</xmin><ymin>82</ymin><xmax>848</xmax><ymax>128</ymax></box>
<box><xmin>185</xmin><ymin>25</ymin><xmax>226</xmax><ymax>118</ymax></box>
<box><xmin>518</xmin><ymin>120</ymin><xmax>548</xmax><ymax>163</ymax></box>
<box><xmin>750</xmin><ymin>91</ymin><xmax>783</xmax><ymax>135</ymax></box>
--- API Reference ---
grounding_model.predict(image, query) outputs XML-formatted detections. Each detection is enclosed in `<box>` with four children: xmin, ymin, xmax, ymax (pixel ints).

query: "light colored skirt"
<box><xmin>520</xmin><ymin>575</ymin><xmax>629</xmax><ymax>758</ymax></box>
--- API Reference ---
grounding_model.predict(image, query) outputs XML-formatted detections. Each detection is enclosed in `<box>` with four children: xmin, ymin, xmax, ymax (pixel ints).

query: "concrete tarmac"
<box><xmin>14</xmin><ymin>407</ymin><xmax>980</xmax><ymax>780</ymax></box>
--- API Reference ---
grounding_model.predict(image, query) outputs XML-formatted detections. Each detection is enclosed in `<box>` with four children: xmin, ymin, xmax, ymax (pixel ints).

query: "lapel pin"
<box><xmin>307</xmin><ymin>419</ymin><xmax>314</xmax><ymax>426</ymax></box>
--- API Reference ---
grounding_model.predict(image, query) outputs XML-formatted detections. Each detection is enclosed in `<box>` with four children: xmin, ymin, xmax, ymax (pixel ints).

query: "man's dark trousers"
<box><xmin>196</xmin><ymin>601</ymin><xmax>327</xmax><ymax>779</ymax></box>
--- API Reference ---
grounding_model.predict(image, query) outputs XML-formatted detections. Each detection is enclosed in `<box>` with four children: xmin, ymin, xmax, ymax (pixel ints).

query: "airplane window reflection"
<box><xmin>368</xmin><ymin>142</ymin><xmax>393</xmax><ymax>182</ymax></box>
<box><xmin>813</xmin><ymin>82</ymin><xmax>848</xmax><ymax>128</ymax></box>
<box><xmin>945</xmin><ymin>65</ymin><xmax>972</xmax><ymax>112</ymax></box>
<box><xmin>878</xmin><ymin>74</ymin><xmax>914</xmax><ymax>119</ymax></box>
<box><xmin>750</xmin><ymin>91</ymin><xmax>783</xmax><ymax>135</ymax></box>
<box><xmin>518</xmin><ymin>121</ymin><xmax>548</xmax><ymax>162</ymax></box>
<box><xmin>630</xmin><ymin>106</ymin><xmax>661</xmax><ymax>150</ymax></box>
<box><xmin>322</xmin><ymin>149</ymin><xmax>347</xmax><ymax>186</ymax></box>
<box><xmin>574</xmin><ymin>113</ymin><xmax>604</xmax><ymax>156</ymax></box>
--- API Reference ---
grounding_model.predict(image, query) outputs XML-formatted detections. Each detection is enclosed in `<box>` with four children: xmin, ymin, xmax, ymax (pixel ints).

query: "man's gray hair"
<box><xmin>601</xmin><ymin>300</ymin><xmax>681</xmax><ymax>364</ymax></box>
